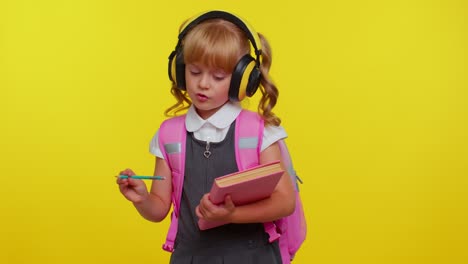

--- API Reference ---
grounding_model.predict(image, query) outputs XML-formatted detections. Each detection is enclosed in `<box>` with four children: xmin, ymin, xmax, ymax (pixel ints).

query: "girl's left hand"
<box><xmin>195</xmin><ymin>194</ymin><xmax>235</xmax><ymax>222</ymax></box>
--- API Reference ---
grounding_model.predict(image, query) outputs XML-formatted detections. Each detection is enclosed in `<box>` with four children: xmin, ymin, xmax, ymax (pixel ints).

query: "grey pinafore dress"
<box><xmin>169</xmin><ymin>122</ymin><xmax>282</xmax><ymax>264</ymax></box>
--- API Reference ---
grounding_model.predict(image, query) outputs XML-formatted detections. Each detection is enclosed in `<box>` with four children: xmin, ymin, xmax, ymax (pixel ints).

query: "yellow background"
<box><xmin>1</xmin><ymin>0</ymin><xmax>467</xmax><ymax>263</ymax></box>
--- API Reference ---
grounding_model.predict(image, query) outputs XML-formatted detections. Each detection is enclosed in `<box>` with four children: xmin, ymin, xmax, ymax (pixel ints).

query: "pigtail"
<box><xmin>257</xmin><ymin>33</ymin><xmax>281</xmax><ymax>126</ymax></box>
<box><xmin>164</xmin><ymin>83</ymin><xmax>191</xmax><ymax>117</ymax></box>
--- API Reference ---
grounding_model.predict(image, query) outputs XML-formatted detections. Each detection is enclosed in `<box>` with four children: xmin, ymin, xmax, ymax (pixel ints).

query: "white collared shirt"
<box><xmin>149</xmin><ymin>102</ymin><xmax>287</xmax><ymax>158</ymax></box>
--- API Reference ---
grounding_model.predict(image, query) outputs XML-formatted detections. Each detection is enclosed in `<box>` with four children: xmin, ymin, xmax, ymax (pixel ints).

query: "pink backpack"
<box><xmin>158</xmin><ymin>110</ymin><xmax>306</xmax><ymax>263</ymax></box>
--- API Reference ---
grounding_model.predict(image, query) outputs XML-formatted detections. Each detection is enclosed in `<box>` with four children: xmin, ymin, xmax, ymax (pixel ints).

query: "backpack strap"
<box><xmin>235</xmin><ymin>110</ymin><xmax>281</xmax><ymax>243</ymax></box>
<box><xmin>158</xmin><ymin>115</ymin><xmax>186</xmax><ymax>252</ymax></box>
<box><xmin>234</xmin><ymin>110</ymin><xmax>263</xmax><ymax>169</ymax></box>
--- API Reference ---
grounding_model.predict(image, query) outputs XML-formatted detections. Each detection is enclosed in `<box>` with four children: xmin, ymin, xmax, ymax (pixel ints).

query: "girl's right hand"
<box><xmin>116</xmin><ymin>168</ymin><xmax>149</xmax><ymax>203</ymax></box>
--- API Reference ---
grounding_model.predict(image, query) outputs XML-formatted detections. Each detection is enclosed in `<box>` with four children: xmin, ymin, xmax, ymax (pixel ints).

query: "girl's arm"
<box><xmin>119</xmin><ymin>157</ymin><xmax>173</xmax><ymax>222</ymax></box>
<box><xmin>197</xmin><ymin>141</ymin><xmax>296</xmax><ymax>223</ymax></box>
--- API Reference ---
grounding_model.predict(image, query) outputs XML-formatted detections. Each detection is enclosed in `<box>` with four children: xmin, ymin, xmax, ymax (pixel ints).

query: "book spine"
<box><xmin>208</xmin><ymin>183</ymin><xmax>225</xmax><ymax>205</ymax></box>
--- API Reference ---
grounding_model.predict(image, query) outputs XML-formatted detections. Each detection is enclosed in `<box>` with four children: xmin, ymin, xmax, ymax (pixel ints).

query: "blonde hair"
<box><xmin>165</xmin><ymin>18</ymin><xmax>281</xmax><ymax>126</ymax></box>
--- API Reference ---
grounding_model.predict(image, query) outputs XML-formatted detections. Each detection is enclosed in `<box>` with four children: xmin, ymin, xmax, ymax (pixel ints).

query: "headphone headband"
<box><xmin>177</xmin><ymin>10</ymin><xmax>262</xmax><ymax>60</ymax></box>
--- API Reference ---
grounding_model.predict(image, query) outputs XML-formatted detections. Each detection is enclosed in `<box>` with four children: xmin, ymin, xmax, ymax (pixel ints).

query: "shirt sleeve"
<box><xmin>149</xmin><ymin>130</ymin><xmax>165</xmax><ymax>159</ymax></box>
<box><xmin>261</xmin><ymin>125</ymin><xmax>288</xmax><ymax>152</ymax></box>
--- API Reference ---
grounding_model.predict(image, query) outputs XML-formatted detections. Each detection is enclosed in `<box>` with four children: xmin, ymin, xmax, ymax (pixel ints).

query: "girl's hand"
<box><xmin>116</xmin><ymin>168</ymin><xmax>149</xmax><ymax>203</ymax></box>
<box><xmin>195</xmin><ymin>194</ymin><xmax>235</xmax><ymax>223</ymax></box>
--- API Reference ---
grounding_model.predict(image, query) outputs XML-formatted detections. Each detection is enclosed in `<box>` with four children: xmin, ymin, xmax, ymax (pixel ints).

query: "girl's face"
<box><xmin>185</xmin><ymin>62</ymin><xmax>232</xmax><ymax>119</ymax></box>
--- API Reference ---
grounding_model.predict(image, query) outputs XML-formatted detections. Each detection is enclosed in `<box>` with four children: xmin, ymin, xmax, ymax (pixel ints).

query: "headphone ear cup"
<box><xmin>175</xmin><ymin>50</ymin><xmax>186</xmax><ymax>90</ymax></box>
<box><xmin>168</xmin><ymin>51</ymin><xmax>177</xmax><ymax>83</ymax></box>
<box><xmin>246</xmin><ymin>66</ymin><xmax>261</xmax><ymax>97</ymax></box>
<box><xmin>229</xmin><ymin>55</ymin><xmax>259</xmax><ymax>101</ymax></box>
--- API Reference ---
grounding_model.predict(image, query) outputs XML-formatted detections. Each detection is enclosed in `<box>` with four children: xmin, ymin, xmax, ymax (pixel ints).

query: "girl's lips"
<box><xmin>196</xmin><ymin>93</ymin><xmax>208</xmax><ymax>102</ymax></box>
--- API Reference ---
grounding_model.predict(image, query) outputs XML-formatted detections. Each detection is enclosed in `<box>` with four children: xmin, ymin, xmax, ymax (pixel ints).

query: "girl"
<box><xmin>117</xmin><ymin>10</ymin><xmax>296</xmax><ymax>264</ymax></box>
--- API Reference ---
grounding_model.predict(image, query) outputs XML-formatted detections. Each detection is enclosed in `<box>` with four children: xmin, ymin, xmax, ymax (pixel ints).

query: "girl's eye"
<box><xmin>213</xmin><ymin>71</ymin><xmax>228</xmax><ymax>81</ymax></box>
<box><xmin>190</xmin><ymin>70</ymin><xmax>201</xmax><ymax>75</ymax></box>
<box><xmin>213</xmin><ymin>75</ymin><xmax>226</xmax><ymax>81</ymax></box>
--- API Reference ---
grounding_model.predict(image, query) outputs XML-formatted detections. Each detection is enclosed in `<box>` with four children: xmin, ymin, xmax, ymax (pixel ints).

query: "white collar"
<box><xmin>185</xmin><ymin>102</ymin><xmax>242</xmax><ymax>132</ymax></box>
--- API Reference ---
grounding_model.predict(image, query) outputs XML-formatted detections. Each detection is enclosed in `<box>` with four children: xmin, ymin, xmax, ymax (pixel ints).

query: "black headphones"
<box><xmin>168</xmin><ymin>10</ymin><xmax>262</xmax><ymax>101</ymax></box>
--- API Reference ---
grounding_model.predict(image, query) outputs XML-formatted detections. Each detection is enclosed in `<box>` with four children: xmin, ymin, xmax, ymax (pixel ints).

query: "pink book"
<box><xmin>198</xmin><ymin>160</ymin><xmax>284</xmax><ymax>230</ymax></box>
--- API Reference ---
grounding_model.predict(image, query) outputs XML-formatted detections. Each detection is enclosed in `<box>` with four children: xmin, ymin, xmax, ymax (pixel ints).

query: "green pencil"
<box><xmin>117</xmin><ymin>175</ymin><xmax>165</xmax><ymax>180</ymax></box>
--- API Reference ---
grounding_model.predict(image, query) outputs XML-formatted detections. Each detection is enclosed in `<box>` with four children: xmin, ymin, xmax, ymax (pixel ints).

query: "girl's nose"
<box><xmin>199</xmin><ymin>74</ymin><xmax>210</xmax><ymax>89</ymax></box>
